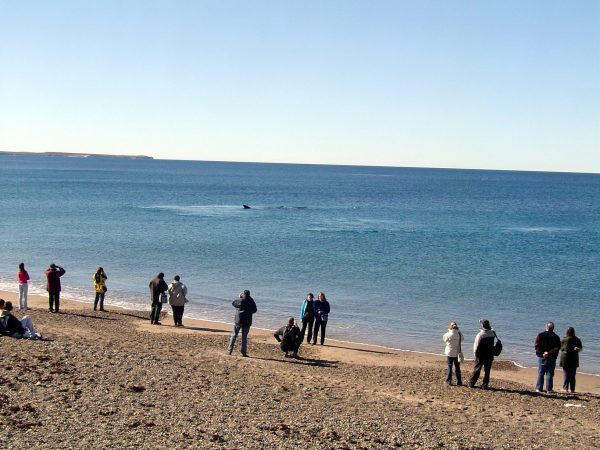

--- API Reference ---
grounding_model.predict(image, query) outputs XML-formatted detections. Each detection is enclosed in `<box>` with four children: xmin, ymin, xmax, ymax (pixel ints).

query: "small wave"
<box><xmin>351</xmin><ymin>173</ymin><xmax>396</xmax><ymax>177</ymax></box>
<box><xmin>141</xmin><ymin>205</ymin><xmax>245</xmax><ymax>217</ymax></box>
<box><xmin>503</xmin><ymin>226</ymin><xmax>577</xmax><ymax>233</ymax></box>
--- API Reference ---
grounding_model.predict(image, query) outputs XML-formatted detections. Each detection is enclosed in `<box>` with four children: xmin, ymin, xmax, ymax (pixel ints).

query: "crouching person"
<box><xmin>0</xmin><ymin>300</ymin><xmax>42</xmax><ymax>339</ymax></box>
<box><xmin>274</xmin><ymin>317</ymin><xmax>302</xmax><ymax>358</ymax></box>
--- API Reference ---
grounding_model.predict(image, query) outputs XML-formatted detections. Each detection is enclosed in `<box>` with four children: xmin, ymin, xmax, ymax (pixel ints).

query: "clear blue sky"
<box><xmin>1</xmin><ymin>1</ymin><xmax>599</xmax><ymax>172</ymax></box>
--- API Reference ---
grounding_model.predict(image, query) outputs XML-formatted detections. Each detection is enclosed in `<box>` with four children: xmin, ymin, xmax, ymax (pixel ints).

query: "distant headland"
<box><xmin>0</xmin><ymin>151</ymin><xmax>153</xmax><ymax>160</ymax></box>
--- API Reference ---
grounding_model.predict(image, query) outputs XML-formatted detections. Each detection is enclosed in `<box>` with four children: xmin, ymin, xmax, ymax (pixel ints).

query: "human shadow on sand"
<box><xmin>170</xmin><ymin>325</ymin><xmax>225</xmax><ymax>333</ymax></box>
<box><xmin>251</xmin><ymin>355</ymin><xmax>338</xmax><ymax>368</ymax></box>
<box><xmin>55</xmin><ymin>311</ymin><xmax>117</xmax><ymax>321</ymax></box>
<box><xmin>324</xmin><ymin>344</ymin><xmax>393</xmax><ymax>355</ymax></box>
<box><xmin>486</xmin><ymin>386</ymin><xmax>589</xmax><ymax>402</ymax></box>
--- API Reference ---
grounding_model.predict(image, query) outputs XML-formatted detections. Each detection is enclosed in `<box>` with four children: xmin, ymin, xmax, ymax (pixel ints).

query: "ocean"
<box><xmin>0</xmin><ymin>155</ymin><xmax>598</xmax><ymax>373</ymax></box>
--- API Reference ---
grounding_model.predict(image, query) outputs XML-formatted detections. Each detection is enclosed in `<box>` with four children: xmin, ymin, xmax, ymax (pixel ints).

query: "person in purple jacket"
<box><xmin>311</xmin><ymin>291</ymin><xmax>330</xmax><ymax>345</ymax></box>
<box><xmin>44</xmin><ymin>263</ymin><xmax>66</xmax><ymax>313</ymax></box>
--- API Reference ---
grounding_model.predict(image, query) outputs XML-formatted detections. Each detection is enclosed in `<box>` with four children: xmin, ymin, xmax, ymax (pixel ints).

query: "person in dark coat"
<box><xmin>468</xmin><ymin>319</ymin><xmax>497</xmax><ymax>389</ymax></box>
<box><xmin>534</xmin><ymin>321</ymin><xmax>561</xmax><ymax>393</ymax></box>
<box><xmin>560</xmin><ymin>327</ymin><xmax>583</xmax><ymax>394</ymax></box>
<box><xmin>299</xmin><ymin>292</ymin><xmax>315</xmax><ymax>343</ymax></box>
<box><xmin>274</xmin><ymin>317</ymin><xmax>302</xmax><ymax>358</ymax></box>
<box><xmin>312</xmin><ymin>291</ymin><xmax>330</xmax><ymax>345</ymax></box>
<box><xmin>149</xmin><ymin>272</ymin><xmax>168</xmax><ymax>325</ymax></box>
<box><xmin>44</xmin><ymin>264</ymin><xmax>66</xmax><ymax>313</ymax></box>
<box><xmin>227</xmin><ymin>290</ymin><xmax>257</xmax><ymax>357</ymax></box>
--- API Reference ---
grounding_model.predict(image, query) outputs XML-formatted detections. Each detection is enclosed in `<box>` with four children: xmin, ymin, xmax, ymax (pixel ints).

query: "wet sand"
<box><xmin>0</xmin><ymin>290</ymin><xmax>598</xmax><ymax>449</ymax></box>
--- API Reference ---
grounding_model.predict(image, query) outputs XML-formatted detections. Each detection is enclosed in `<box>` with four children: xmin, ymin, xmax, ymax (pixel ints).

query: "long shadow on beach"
<box><xmin>56</xmin><ymin>311</ymin><xmax>117</xmax><ymax>321</ymax></box>
<box><xmin>177</xmin><ymin>325</ymin><xmax>227</xmax><ymax>333</ymax></box>
<box><xmin>251</xmin><ymin>355</ymin><xmax>338</xmax><ymax>368</ymax></box>
<box><xmin>486</xmin><ymin>386</ymin><xmax>591</xmax><ymax>402</ymax></box>
<box><xmin>326</xmin><ymin>344</ymin><xmax>393</xmax><ymax>355</ymax></box>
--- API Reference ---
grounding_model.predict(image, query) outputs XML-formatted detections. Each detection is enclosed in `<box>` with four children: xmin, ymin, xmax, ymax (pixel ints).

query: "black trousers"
<box><xmin>313</xmin><ymin>319</ymin><xmax>327</xmax><ymax>345</ymax></box>
<box><xmin>49</xmin><ymin>292</ymin><xmax>60</xmax><ymax>312</ymax></box>
<box><xmin>300</xmin><ymin>317</ymin><xmax>314</xmax><ymax>343</ymax></box>
<box><xmin>171</xmin><ymin>305</ymin><xmax>184</xmax><ymax>325</ymax></box>
<box><xmin>150</xmin><ymin>301</ymin><xmax>162</xmax><ymax>323</ymax></box>
<box><xmin>469</xmin><ymin>357</ymin><xmax>493</xmax><ymax>387</ymax></box>
<box><xmin>94</xmin><ymin>292</ymin><xmax>105</xmax><ymax>310</ymax></box>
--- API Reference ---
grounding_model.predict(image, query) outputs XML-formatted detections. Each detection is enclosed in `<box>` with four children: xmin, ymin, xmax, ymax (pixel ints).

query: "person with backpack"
<box><xmin>468</xmin><ymin>319</ymin><xmax>500</xmax><ymax>389</ymax></box>
<box><xmin>149</xmin><ymin>272</ymin><xmax>168</xmax><ymax>325</ymax></box>
<box><xmin>227</xmin><ymin>290</ymin><xmax>258</xmax><ymax>357</ymax></box>
<box><xmin>0</xmin><ymin>300</ymin><xmax>42</xmax><ymax>339</ymax></box>
<box><xmin>299</xmin><ymin>293</ymin><xmax>315</xmax><ymax>343</ymax></box>
<box><xmin>534</xmin><ymin>321</ymin><xmax>561</xmax><ymax>394</ymax></box>
<box><xmin>92</xmin><ymin>267</ymin><xmax>108</xmax><ymax>311</ymax></box>
<box><xmin>274</xmin><ymin>317</ymin><xmax>302</xmax><ymax>358</ymax></box>
<box><xmin>312</xmin><ymin>291</ymin><xmax>330</xmax><ymax>345</ymax></box>
<box><xmin>44</xmin><ymin>263</ymin><xmax>66</xmax><ymax>313</ymax></box>
<box><xmin>442</xmin><ymin>321</ymin><xmax>464</xmax><ymax>386</ymax></box>
<box><xmin>168</xmin><ymin>275</ymin><xmax>188</xmax><ymax>327</ymax></box>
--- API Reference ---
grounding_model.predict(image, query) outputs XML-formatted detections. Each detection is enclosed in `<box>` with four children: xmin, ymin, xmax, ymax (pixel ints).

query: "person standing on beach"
<box><xmin>168</xmin><ymin>275</ymin><xmax>188</xmax><ymax>327</ymax></box>
<box><xmin>559</xmin><ymin>327</ymin><xmax>583</xmax><ymax>395</ymax></box>
<box><xmin>17</xmin><ymin>262</ymin><xmax>30</xmax><ymax>310</ymax></box>
<box><xmin>312</xmin><ymin>291</ymin><xmax>330</xmax><ymax>345</ymax></box>
<box><xmin>92</xmin><ymin>267</ymin><xmax>108</xmax><ymax>311</ymax></box>
<box><xmin>44</xmin><ymin>263</ymin><xmax>66</xmax><ymax>313</ymax></box>
<box><xmin>534</xmin><ymin>321</ymin><xmax>561</xmax><ymax>393</ymax></box>
<box><xmin>227</xmin><ymin>290</ymin><xmax>257</xmax><ymax>357</ymax></box>
<box><xmin>274</xmin><ymin>317</ymin><xmax>302</xmax><ymax>358</ymax></box>
<box><xmin>468</xmin><ymin>319</ymin><xmax>496</xmax><ymax>389</ymax></box>
<box><xmin>149</xmin><ymin>272</ymin><xmax>168</xmax><ymax>325</ymax></box>
<box><xmin>299</xmin><ymin>292</ymin><xmax>315</xmax><ymax>343</ymax></box>
<box><xmin>443</xmin><ymin>321</ymin><xmax>463</xmax><ymax>386</ymax></box>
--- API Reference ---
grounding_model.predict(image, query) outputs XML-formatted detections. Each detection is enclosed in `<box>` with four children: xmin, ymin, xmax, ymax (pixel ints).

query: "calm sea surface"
<box><xmin>0</xmin><ymin>155</ymin><xmax>598</xmax><ymax>373</ymax></box>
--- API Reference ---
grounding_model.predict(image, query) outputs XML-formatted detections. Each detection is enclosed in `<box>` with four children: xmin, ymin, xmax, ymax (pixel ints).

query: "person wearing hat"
<box><xmin>44</xmin><ymin>263</ymin><xmax>66</xmax><ymax>313</ymax></box>
<box><xmin>227</xmin><ymin>290</ymin><xmax>257</xmax><ymax>357</ymax></box>
<box><xmin>468</xmin><ymin>319</ymin><xmax>497</xmax><ymax>389</ymax></box>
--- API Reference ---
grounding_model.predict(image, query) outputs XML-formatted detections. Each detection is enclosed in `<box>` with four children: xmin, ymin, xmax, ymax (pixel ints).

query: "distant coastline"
<box><xmin>0</xmin><ymin>150</ymin><xmax>153</xmax><ymax>160</ymax></box>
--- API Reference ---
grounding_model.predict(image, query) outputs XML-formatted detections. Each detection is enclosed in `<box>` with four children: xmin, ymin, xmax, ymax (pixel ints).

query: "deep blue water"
<box><xmin>1</xmin><ymin>155</ymin><xmax>599</xmax><ymax>373</ymax></box>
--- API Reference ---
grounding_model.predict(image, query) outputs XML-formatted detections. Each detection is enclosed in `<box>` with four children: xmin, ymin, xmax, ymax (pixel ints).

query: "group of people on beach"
<box><xmin>443</xmin><ymin>320</ymin><xmax>583</xmax><ymax>395</ymax></box>
<box><xmin>9</xmin><ymin>262</ymin><xmax>586</xmax><ymax>395</ymax></box>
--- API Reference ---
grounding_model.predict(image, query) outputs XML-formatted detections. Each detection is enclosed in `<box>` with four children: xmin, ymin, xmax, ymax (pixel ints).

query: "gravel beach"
<box><xmin>0</xmin><ymin>291</ymin><xmax>598</xmax><ymax>450</ymax></box>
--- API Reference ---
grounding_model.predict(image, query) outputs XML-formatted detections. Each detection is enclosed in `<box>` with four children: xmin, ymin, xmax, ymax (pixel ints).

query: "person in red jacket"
<box><xmin>44</xmin><ymin>263</ymin><xmax>66</xmax><ymax>313</ymax></box>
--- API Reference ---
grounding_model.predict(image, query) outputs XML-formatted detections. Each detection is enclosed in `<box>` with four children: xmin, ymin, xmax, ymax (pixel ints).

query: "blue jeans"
<box><xmin>446</xmin><ymin>357</ymin><xmax>462</xmax><ymax>384</ymax></box>
<box><xmin>536</xmin><ymin>357</ymin><xmax>557</xmax><ymax>392</ymax></box>
<box><xmin>228</xmin><ymin>323</ymin><xmax>250</xmax><ymax>355</ymax></box>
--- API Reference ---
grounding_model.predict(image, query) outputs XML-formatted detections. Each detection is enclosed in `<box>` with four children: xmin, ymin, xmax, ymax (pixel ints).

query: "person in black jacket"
<box><xmin>227</xmin><ymin>290</ymin><xmax>257</xmax><ymax>357</ymax></box>
<box><xmin>534</xmin><ymin>321</ymin><xmax>561</xmax><ymax>393</ymax></box>
<box><xmin>149</xmin><ymin>272</ymin><xmax>168</xmax><ymax>325</ymax></box>
<box><xmin>0</xmin><ymin>300</ymin><xmax>41</xmax><ymax>339</ymax></box>
<box><xmin>468</xmin><ymin>319</ymin><xmax>497</xmax><ymax>389</ymax></box>
<box><xmin>274</xmin><ymin>317</ymin><xmax>302</xmax><ymax>358</ymax></box>
<box><xmin>312</xmin><ymin>292</ymin><xmax>330</xmax><ymax>345</ymax></box>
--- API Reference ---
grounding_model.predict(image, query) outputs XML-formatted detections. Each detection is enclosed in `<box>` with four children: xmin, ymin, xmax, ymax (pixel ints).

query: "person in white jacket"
<box><xmin>167</xmin><ymin>275</ymin><xmax>188</xmax><ymax>327</ymax></box>
<box><xmin>442</xmin><ymin>321</ymin><xmax>464</xmax><ymax>386</ymax></box>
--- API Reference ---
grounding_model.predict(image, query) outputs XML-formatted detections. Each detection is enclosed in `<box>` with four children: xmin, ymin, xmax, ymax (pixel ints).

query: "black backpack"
<box><xmin>493</xmin><ymin>332</ymin><xmax>503</xmax><ymax>356</ymax></box>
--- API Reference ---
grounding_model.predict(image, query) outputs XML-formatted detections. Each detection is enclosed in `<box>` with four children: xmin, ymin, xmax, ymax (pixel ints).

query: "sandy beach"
<box><xmin>0</xmin><ymin>289</ymin><xmax>598</xmax><ymax>449</ymax></box>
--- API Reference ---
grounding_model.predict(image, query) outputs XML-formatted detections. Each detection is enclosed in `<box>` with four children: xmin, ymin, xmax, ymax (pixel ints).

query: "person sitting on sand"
<box><xmin>227</xmin><ymin>290</ymin><xmax>257</xmax><ymax>357</ymax></box>
<box><xmin>168</xmin><ymin>275</ymin><xmax>188</xmax><ymax>327</ymax></box>
<box><xmin>274</xmin><ymin>317</ymin><xmax>302</xmax><ymax>358</ymax></box>
<box><xmin>92</xmin><ymin>267</ymin><xmax>108</xmax><ymax>311</ymax></box>
<box><xmin>442</xmin><ymin>321</ymin><xmax>463</xmax><ymax>386</ymax></box>
<box><xmin>0</xmin><ymin>300</ymin><xmax>42</xmax><ymax>339</ymax></box>
<box><xmin>468</xmin><ymin>319</ymin><xmax>497</xmax><ymax>389</ymax></box>
<box><xmin>44</xmin><ymin>263</ymin><xmax>66</xmax><ymax>313</ymax></box>
<box><xmin>149</xmin><ymin>272</ymin><xmax>168</xmax><ymax>325</ymax></box>
<box><xmin>312</xmin><ymin>292</ymin><xmax>330</xmax><ymax>345</ymax></box>
<box><xmin>299</xmin><ymin>292</ymin><xmax>315</xmax><ymax>344</ymax></box>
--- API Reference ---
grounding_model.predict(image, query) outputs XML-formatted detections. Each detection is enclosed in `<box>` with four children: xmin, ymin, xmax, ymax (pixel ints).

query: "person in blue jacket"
<box><xmin>312</xmin><ymin>291</ymin><xmax>330</xmax><ymax>345</ymax></box>
<box><xmin>299</xmin><ymin>292</ymin><xmax>315</xmax><ymax>343</ymax></box>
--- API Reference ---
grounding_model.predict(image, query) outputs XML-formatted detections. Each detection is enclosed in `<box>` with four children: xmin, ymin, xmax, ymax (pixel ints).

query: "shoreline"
<box><xmin>2</xmin><ymin>288</ymin><xmax>598</xmax><ymax>394</ymax></box>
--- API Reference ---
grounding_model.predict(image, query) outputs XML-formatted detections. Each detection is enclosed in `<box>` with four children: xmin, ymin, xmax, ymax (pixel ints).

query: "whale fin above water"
<box><xmin>242</xmin><ymin>204</ymin><xmax>251</xmax><ymax>209</ymax></box>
